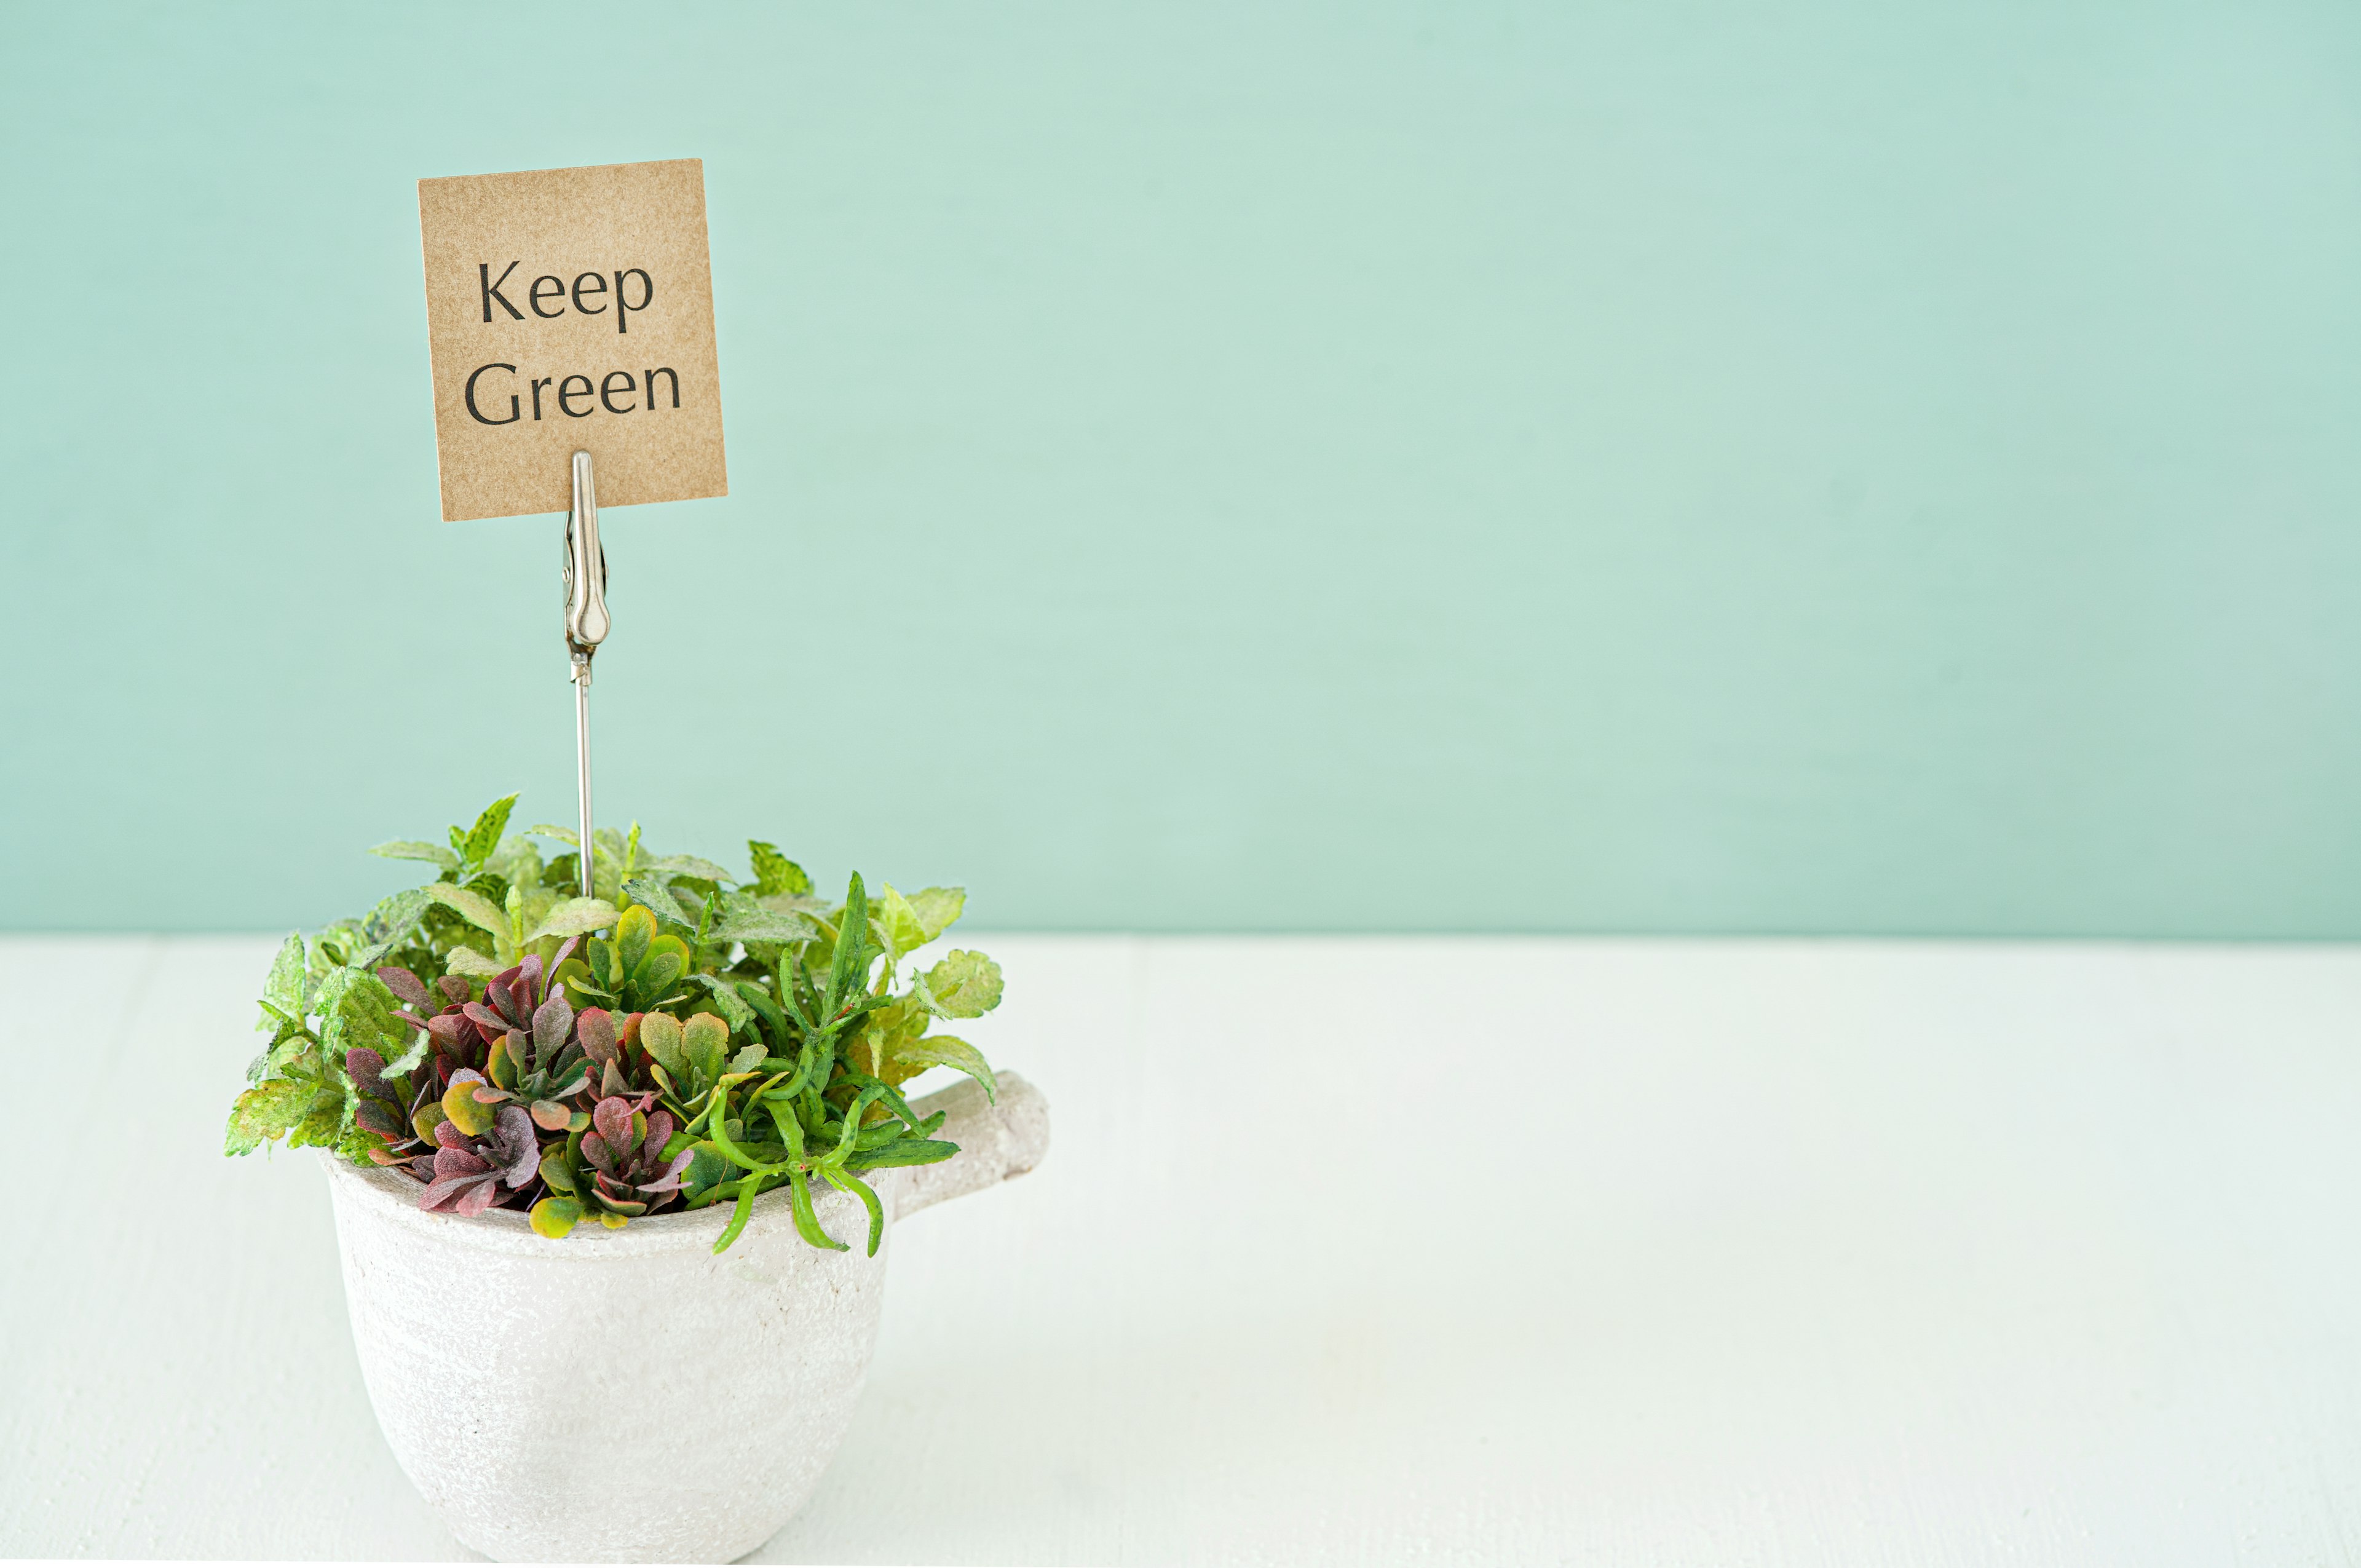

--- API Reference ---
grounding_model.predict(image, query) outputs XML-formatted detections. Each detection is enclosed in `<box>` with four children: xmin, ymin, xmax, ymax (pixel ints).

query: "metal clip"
<box><xmin>563</xmin><ymin>451</ymin><xmax>608</xmax><ymax>898</ymax></box>
<box><xmin>563</xmin><ymin>449</ymin><xmax>610</xmax><ymax>671</ymax></box>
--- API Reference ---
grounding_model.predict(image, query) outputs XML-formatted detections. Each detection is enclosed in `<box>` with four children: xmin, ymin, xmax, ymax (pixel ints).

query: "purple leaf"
<box><xmin>581</xmin><ymin>1132</ymin><xmax>617</xmax><ymax>1176</ymax></box>
<box><xmin>639</xmin><ymin>1149</ymin><xmax>694</xmax><ymax>1194</ymax></box>
<box><xmin>464</xmin><ymin>1002</ymin><xmax>508</xmax><ymax>1038</ymax></box>
<box><xmin>426</xmin><ymin>1014</ymin><xmax>469</xmax><ymax>1050</ymax></box>
<box><xmin>433</xmin><ymin>1120</ymin><xmax>470</xmax><ymax>1151</ymax></box>
<box><xmin>376</xmin><ymin>966</ymin><xmax>430</xmax><ymax>1008</ymax></box>
<box><xmin>435</xmin><ymin>975</ymin><xmax>470</xmax><ymax>1005</ymax></box>
<box><xmin>433</xmin><ymin>1146</ymin><xmax>493</xmax><ymax>1179</ymax></box>
<box><xmin>517</xmin><ymin>954</ymin><xmax>545</xmax><ymax>1005</ymax></box>
<box><xmin>421</xmin><ymin>1169</ymin><xmax>496</xmax><ymax>1211</ymax></box>
<box><xmin>452</xmin><ymin>1175</ymin><xmax>503</xmax><ymax>1218</ymax></box>
<box><xmin>346</xmin><ymin>1048</ymin><xmax>388</xmax><ymax>1101</ymax></box>
<box><xmin>577</xmin><ymin>1008</ymin><xmax>616</xmax><ymax>1067</ymax></box>
<box><xmin>494</xmin><ymin>1106</ymin><xmax>539</xmax><ymax>1187</ymax></box>
<box><xmin>550</xmin><ymin>935</ymin><xmax>582</xmax><ymax>977</ymax></box>
<box><xmin>592</xmin><ymin>1096</ymin><xmax>635</xmax><ymax>1155</ymax></box>
<box><xmin>644</xmin><ymin>1109</ymin><xmax>674</xmax><ymax>1152</ymax></box>
<box><xmin>531</xmin><ymin>994</ymin><xmax>573</xmax><ymax>1069</ymax></box>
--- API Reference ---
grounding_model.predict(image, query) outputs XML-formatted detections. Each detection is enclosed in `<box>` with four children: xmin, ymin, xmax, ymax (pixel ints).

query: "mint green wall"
<box><xmin>4</xmin><ymin>3</ymin><xmax>2358</xmax><ymax>936</ymax></box>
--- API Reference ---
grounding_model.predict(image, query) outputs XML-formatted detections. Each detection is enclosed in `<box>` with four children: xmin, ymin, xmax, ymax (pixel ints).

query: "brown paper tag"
<box><xmin>417</xmin><ymin>159</ymin><xmax>727</xmax><ymax>522</ymax></box>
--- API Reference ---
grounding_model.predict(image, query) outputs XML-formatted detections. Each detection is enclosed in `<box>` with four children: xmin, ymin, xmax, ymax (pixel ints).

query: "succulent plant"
<box><xmin>554</xmin><ymin>904</ymin><xmax>694</xmax><ymax>1014</ymax></box>
<box><xmin>230</xmin><ymin>796</ymin><xmax>1008</xmax><ymax>1257</ymax></box>
<box><xmin>531</xmin><ymin>1094</ymin><xmax>692</xmax><ymax>1237</ymax></box>
<box><xmin>417</xmin><ymin>1089</ymin><xmax>542</xmax><ymax>1217</ymax></box>
<box><xmin>641</xmin><ymin>1010</ymin><xmax>767</xmax><ymax>1122</ymax></box>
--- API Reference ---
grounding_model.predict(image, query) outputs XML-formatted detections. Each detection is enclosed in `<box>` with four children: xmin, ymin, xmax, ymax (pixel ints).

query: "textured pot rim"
<box><xmin>319</xmin><ymin>1149</ymin><xmax>868</xmax><ymax>1262</ymax></box>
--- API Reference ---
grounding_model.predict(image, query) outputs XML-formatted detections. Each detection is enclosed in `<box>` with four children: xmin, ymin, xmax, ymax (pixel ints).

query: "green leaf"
<box><xmin>726</xmin><ymin>1040</ymin><xmax>767</xmax><ymax>1076</ymax></box>
<box><xmin>686</xmin><ymin>974</ymin><xmax>755</xmax><ymax>1033</ymax></box>
<box><xmin>622</xmin><ymin>876</ymin><xmax>695</xmax><ymax>931</ymax></box>
<box><xmin>539</xmin><ymin>1148</ymin><xmax>578</xmax><ymax>1194</ymax></box>
<box><xmin>705</xmin><ymin>891</ymin><xmax>812</xmax><ymax>946</ymax></box>
<box><xmin>614</xmin><ymin>903</ymin><xmax>657</xmax><ymax>974</ymax></box>
<box><xmin>903</xmin><ymin>886</ymin><xmax>966</xmax><ymax>943</ymax></box>
<box><xmin>445</xmin><ymin>944</ymin><xmax>503</xmax><ymax>978</ymax></box>
<box><xmin>526</xmin><ymin>897</ymin><xmax>620</xmax><ymax>943</ymax></box>
<box><xmin>443</xmin><ymin>1080</ymin><xmax>496</xmax><ymax>1136</ymax></box>
<box><xmin>462</xmin><ymin>794</ymin><xmax>520</xmax><ymax>869</ymax></box>
<box><xmin>363</xmin><ymin>886</ymin><xmax>434</xmax><ymax>947</ymax></box>
<box><xmin>831</xmin><ymin>874</ymin><xmax>873</xmax><ymax>1002</ymax></box>
<box><xmin>713</xmin><ymin>1178</ymin><xmax>760</xmax><ymax>1254</ymax></box>
<box><xmin>224</xmin><ymin>1075</ymin><xmax>318</xmax><ymax>1155</ymax></box>
<box><xmin>682</xmin><ymin>1013</ymin><xmax>730</xmax><ymax>1083</ymax></box>
<box><xmin>915</xmin><ymin>950</ymin><xmax>1004</xmax><ymax>1019</ymax></box>
<box><xmin>748</xmin><ymin>841</ymin><xmax>812</xmax><ymax>897</ymax></box>
<box><xmin>643</xmin><ymin>853</ymin><xmax>735</xmax><ymax>883</ymax></box>
<box><xmin>786</xmin><ymin>1166</ymin><xmax>848</xmax><ymax>1252</ymax></box>
<box><xmin>423</xmin><ymin>882</ymin><xmax>507</xmax><ymax>940</ymax></box>
<box><xmin>531</xmin><ymin>1197</ymin><xmax>582</xmax><ymax>1239</ymax></box>
<box><xmin>527</xmin><ymin>823</ymin><xmax>580</xmax><ymax>847</ymax></box>
<box><xmin>371</xmin><ymin>840</ymin><xmax>459</xmax><ymax>872</ymax></box>
<box><xmin>322</xmin><ymin>972</ymin><xmax>404</xmax><ymax>1070</ymax></box>
<box><xmin>639</xmin><ymin>1012</ymin><xmax>687</xmax><ymax>1079</ymax></box>
<box><xmin>874</xmin><ymin>884</ymin><xmax>928</xmax><ymax>956</ymax></box>
<box><xmin>845</xmin><ymin>1136</ymin><xmax>960</xmax><ymax>1171</ymax></box>
<box><xmin>818</xmin><ymin>1165</ymin><xmax>887</xmax><ymax>1257</ymax></box>
<box><xmin>259</xmin><ymin>933</ymin><xmax>309</xmax><ymax>1027</ymax></box>
<box><xmin>889</xmin><ymin>1034</ymin><xmax>997</xmax><ymax>1102</ymax></box>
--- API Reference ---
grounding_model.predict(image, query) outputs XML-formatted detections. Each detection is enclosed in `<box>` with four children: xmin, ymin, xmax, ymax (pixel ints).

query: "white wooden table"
<box><xmin>4</xmin><ymin>935</ymin><xmax>2357</xmax><ymax>1564</ymax></box>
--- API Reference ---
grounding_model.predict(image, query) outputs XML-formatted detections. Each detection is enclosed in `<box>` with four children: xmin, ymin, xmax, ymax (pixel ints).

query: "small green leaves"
<box><xmin>713</xmin><ymin>1179</ymin><xmax>759</xmax><ymax>1254</ymax></box>
<box><xmin>682</xmin><ymin>1013</ymin><xmax>729</xmax><ymax>1082</ymax></box>
<box><xmin>224</xmin><ymin>1075</ymin><xmax>319</xmax><ymax>1155</ymax></box>
<box><xmin>891</xmin><ymin>1034</ymin><xmax>998</xmax><ymax>1102</ymax></box>
<box><xmin>461</xmin><ymin>794</ymin><xmax>519</xmax><ymax>871</ymax></box>
<box><xmin>915</xmin><ymin>951</ymin><xmax>1004</xmax><ymax>1019</ymax></box>
<box><xmin>526</xmin><ymin>897</ymin><xmax>619</xmax><ymax>943</ymax></box>
<box><xmin>640</xmin><ymin>1012</ymin><xmax>688</xmax><ymax>1079</ymax></box>
<box><xmin>903</xmin><ymin>887</ymin><xmax>966</xmax><ymax>943</ymax></box>
<box><xmin>258</xmin><ymin>933</ymin><xmax>309</xmax><ymax>1029</ymax></box>
<box><xmin>615</xmin><ymin>903</ymin><xmax>655</xmax><ymax>973</ymax></box>
<box><xmin>686</xmin><ymin>973</ymin><xmax>755</xmax><ymax>1033</ymax></box>
<box><xmin>846</xmin><ymin>1137</ymin><xmax>960</xmax><ymax>1171</ymax></box>
<box><xmin>748</xmin><ymin>841</ymin><xmax>811</xmax><ymax>897</ymax></box>
<box><xmin>786</xmin><ymin>1166</ymin><xmax>848</xmax><ymax>1253</ymax></box>
<box><xmin>371</xmin><ymin>839</ymin><xmax>459</xmax><ymax>872</ymax></box>
<box><xmin>705</xmin><ymin>891</ymin><xmax>810</xmax><ymax>946</ymax></box>
<box><xmin>445</xmin><ymin>945</ymin><xmax>503</xmax><ymax>978</ymax></box>
<box><xmin>530</xmin><ymin>1197</ymin><xmax>582</xmax><ymax>1238</ymax></box>
<box><xmin>622</xmin><ymin>876</ymin><xmax>696</xmax><ymax>931</ymax></box>
<box><xmin>424</xmin><ymin>882</ymin><xmax>507</xmax><ymax>941</ymax></box>
<box><xmin>538</xmin><ymin>1148</ymin><xmax>577</xmax><ymax>1194</ymax></box>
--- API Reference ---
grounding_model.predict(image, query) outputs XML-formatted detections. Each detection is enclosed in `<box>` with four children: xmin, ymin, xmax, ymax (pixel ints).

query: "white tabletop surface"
<box><xmin>3</xmin><ymin>934</ymin><xmax>2357</xmax><ymax>1564</ymax></box>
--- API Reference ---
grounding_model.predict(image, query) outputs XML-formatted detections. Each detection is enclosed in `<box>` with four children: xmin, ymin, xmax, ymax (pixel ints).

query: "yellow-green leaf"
<box><xmin>531</xmin><ymin>1197</ymin><xmax>582</xmax><ymax>1238</ymax></box>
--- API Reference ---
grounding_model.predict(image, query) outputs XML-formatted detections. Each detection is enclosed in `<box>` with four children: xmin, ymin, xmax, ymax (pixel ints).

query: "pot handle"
<box><xmin>888</xmin><ymin>1071</ymin><xmax>1051</xmax><ymax>1221</ymax></box>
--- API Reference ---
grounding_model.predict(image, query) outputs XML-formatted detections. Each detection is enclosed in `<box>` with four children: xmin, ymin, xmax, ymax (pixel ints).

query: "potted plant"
<box><xmin>224</xmin><ymin>794</ymin><xmax>1050</xmax><ymax>1562</ymax></box>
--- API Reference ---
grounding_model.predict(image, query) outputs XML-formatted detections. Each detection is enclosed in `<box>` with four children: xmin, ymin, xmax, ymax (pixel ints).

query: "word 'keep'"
<box><xmin>480</xmin><ymin>262</ymin><xmax>654</xmax><ymax>333</ymax></box>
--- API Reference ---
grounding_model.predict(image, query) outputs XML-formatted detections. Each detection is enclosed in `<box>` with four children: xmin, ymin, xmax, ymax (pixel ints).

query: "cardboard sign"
<box><xmin>417</xmin><ymin>159</ymin><xmax>727</xmax><ymax>522</ymax></box>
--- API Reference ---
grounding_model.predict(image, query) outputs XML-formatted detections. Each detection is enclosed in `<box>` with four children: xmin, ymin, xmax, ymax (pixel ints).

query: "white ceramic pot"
<box><xmin>323</xmin><ymin>1073</ymin><xmax>1048</xmax><ymax>1562</ymax></box>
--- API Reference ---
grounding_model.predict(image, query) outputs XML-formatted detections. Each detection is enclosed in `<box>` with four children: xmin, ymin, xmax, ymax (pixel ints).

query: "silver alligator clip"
<box><xmin>563</xmin><ymin>451</ymin><xmax>609</xmax><ymax>898</ymax></box>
